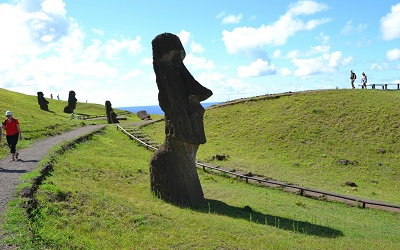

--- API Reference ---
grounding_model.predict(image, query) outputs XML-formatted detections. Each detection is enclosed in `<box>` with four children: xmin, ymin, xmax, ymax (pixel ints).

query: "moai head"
<box><xmin>152</xmin><ymin>33</ymin><xmax>213</xmax><ymax>144</ymax></box>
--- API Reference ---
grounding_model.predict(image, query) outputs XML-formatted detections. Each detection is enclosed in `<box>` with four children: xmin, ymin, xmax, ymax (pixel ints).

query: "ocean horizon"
<box><xmin>118</xmin><ymin>102</ymin><xmax>220</xmax><ymax>115</ymax></box>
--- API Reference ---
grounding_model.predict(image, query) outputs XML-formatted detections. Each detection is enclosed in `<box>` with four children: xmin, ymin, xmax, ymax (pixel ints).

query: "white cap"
<box><xmin>5</xmin><ymin>111</ymin><xmax>12</xmax><ymax>116</ymax></box>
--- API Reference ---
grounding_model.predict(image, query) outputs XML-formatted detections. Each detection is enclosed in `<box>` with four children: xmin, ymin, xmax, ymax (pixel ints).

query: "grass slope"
<box><xmin>0</xmin><ymin>88</ymin><xmax>140</xmax><ymax>158</ymax></box>
<box><xmin>1</xmin><ymin>88</ymin><xmax>399</xmax><ymax>249</ymax></box>
<box><xmin>142</xmin><ymin>89</ymin><xmax>400</xmax><ymax>205</ymax></box>
<box><xmin>3</xmin><ymin>127</ymin><xmax>399</xmax><ymax>249</ymax></box>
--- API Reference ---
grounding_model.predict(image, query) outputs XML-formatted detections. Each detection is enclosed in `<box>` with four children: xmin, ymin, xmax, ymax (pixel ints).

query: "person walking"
<box><xmin>350</xmin><ymin>70</ymin><xmax>357</xmax><ymax>89</ymax></box>
<box><xmin>361</xmin><ymin>72</ymin><xmax>368</xmax><ymax>89</ymax></box>
<box><xmin>1</xmin><ymin>111</ymin><xmax>23</xmax><ymax>161</ymax></box>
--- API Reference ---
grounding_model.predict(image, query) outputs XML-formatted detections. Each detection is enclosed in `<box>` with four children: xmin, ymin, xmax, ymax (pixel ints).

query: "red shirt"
<box><xmin>3</xmin><ymin>118</ymin><xmax>20</xmax><ymax>136</ymax></box>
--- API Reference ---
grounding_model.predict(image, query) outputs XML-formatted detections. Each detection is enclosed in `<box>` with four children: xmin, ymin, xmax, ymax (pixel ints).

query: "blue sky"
<box><xmin>1</xmin><ymin>0</ymin><xmax>400</xmax><ymax>107</ymax></box>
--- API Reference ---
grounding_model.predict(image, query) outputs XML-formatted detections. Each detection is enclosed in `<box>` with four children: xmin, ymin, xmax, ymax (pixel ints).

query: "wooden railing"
<box><xmin>116</xmin><ymin>124</ymin><xmax>400</xmax><ymax>212</ymax></box>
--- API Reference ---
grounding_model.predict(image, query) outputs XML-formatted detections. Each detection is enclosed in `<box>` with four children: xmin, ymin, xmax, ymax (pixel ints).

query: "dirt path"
<box><xmin>0</xmin><ymin>124</ymin><xmax>106</xmax><ymax>248</ymax></box>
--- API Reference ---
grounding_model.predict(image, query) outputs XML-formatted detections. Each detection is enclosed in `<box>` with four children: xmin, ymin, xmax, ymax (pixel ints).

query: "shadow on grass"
<box><xmin>199</xmin><ymin>199</ymin><xmax>343</xmax><ymax>238</ymax></box>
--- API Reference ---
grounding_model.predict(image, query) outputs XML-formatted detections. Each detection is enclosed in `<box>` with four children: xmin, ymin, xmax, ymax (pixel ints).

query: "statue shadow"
<box><xmin>196</xmin><ymin>199</ymin><xmax>343</xmax><ymax>238</ymax></box>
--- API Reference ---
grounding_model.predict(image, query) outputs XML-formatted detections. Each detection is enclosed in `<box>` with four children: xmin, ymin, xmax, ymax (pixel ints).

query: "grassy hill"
<box><xmin>0</xmin><ymin>88</ymin><xmax>141</xmax><ymax>158</ymax></box>
<box><xmin>141</xmin><ymin>89</ymin><xmax>400</xmax><ymax>205</ymax></box>
<box><xmin>1</xmin><ymin>88</ymin><xmax>399</xmax><ymax>249</ymax></box>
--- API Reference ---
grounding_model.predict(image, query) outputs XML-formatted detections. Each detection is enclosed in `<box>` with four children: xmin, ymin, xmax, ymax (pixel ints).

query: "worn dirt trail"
<box><xmin>0</xmin><ymin>124</ymin><xmax>106</xmax><ymax>249</ymax></box>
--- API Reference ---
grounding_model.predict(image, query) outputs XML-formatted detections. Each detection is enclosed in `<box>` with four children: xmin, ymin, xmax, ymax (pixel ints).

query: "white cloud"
<box><xmin>91</xmin><ymin>28</ymin><xmax>104</xmax><ymax>36</ymax></box>
<box><xmin>185</xmin><ymin>54</ymin><xmax>215</xmax><ymax>71</ymax></box>
<box><xmin>291</xmin><ymin>51</ymin><xmax>349</xmax><ymax>76</ymax></box>
<box><xmin>120</xmin><ymin>70</ymin><xmax>144</xmax><ymax>81</ymax></box>
<box><xmin>386</xmin><ymin>48</ymin><xmax>400</xmax><ymax>61</ymax></box>
<box><xmin>381</xmin><ymin>3</ymin><xmax>400</xmax><ymax>40</ymax></box>
<box><xmin>197</xmin><ymin>71</ymin><xmax>263</xmax><ymax>100</ymax></box>
<box><xmin>0</xmin><ymin>0</ymin><xmax>151</xmax><ymax>107</ymax></box>
<box><xmin>222</xmin><ymin>14</ymin><xmax>242</xmax><ymax>24</ymax></box>
<box><xmin>280</xmin><ymin>68</ymin><xmax>291</xmax><ymax>76</ymax></box>
<box><xmin>287</xmin><ymin>0</ymin><xmax>329</xmax><ymax>16</ymax></box>
<box><xmin>273</xmin><ymin>49</ymin><xmax>281</xmax><ymax>58</ymax></box>
<box><xmin>341</xmin><ymin>19</ymin><xmax>368</xmax><ymax>35</ymax></box>
<box><xmin>142</xmin><ymin>57</ymin><xmax>153</xmax><ymax>65</ymax></box>
<box><xmin>237</xmin><ymin>58</ymin><xmax>276</xmax><ymax>78</ymax></box>
<box><xmin>222</xmin><ymin>2</ymin><xmax>330</xmax><ymax>54</ymax></box>
<box><xmin>177</xmin><ymin>30</ymin><xmax>191</xmax><ymax>47</ymax></box>
<box><xmin>190</xmin><ymin>41</ymin><xmax>205</xmax><ymax>54</ymax></box>
<box><xmin>371</xmin><ymin>62</ymin><xmax>390</xmax><ymax>71</ymax></box>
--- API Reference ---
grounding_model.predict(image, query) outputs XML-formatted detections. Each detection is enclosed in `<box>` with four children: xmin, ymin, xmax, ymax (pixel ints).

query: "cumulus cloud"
<box><xmin>197</xmin><ymin>71</ymin><xmax>264</xmax><ymax>99</ymax></box>
<box><xmin>381</xmin><ymin>3</ymin><xmax>400</xmax><ymax>40</ymax></box>
<box><xmin>386</xmin><ymin>48</ymin><xmax>400</xmax><ymax>61</ymax></box>
<box><xmin>222</xmin><ymin>1</ymin><xmax>330</xmax><ymax>54</ymax></box>
<box><xmin>273</xmin><ymin>49</ymin><xmax>281</xmax><ymax>58</ymax></box>
<box><xmin>0</xmin><ymin>0</ymin><xmax>148</xmax><ymax>106</ymax></box>
<box><xmin>176</xmin><ymin>30</ymin><xmax>191</xmax><ymax>47</ymax></box>
<box><xmin>287</xmin><ymin>0</ymin><xmax>329</xmax><ymax>15</ymax></box>
<box><xmin>291</xmin><ymin>51</ymin><xmax>350</xmax><ymax>76</ymax></box>
<box><xmin>280</xmin><ymin>68</ymin><xmax>292</xmax><ymax>76</ymax></box>
<box><xmin>185</xmin><ymin>54</ymin><xmax>215</xmax><ymax>71</ymax></box>
<box><xmin>222</xmin><ymin>14</ymin><xmax>242</xmax><ymax>24</ymax></box>
<box><xmin>237</xmin><ymin>58</ymin><xmax>276</xmax><ymax>78</ymax></box>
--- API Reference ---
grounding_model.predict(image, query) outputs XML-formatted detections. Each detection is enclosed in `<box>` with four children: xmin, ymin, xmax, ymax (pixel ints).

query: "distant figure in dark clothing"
<box><xmin>50</xmin><ymin>94</ymin><xmax>53</xmax><ymax>99</ymax></box>
<box><xmin>350</xmin><ymin>70</ymin><xmax>357</xmax><ymax>89</ymax></box>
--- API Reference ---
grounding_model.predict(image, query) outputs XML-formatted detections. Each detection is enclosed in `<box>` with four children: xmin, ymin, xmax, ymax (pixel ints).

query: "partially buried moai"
<box><xmin>105</xmin><ymin>100</ymin><xmax>119</xmax><ymax>124</ymax></box>
<box><xmin>37</xmin><ymin>91</ymin><xmax>49</xmax><ymax>111</ymax></box>
<box><xmin>149</xmin><ymin>33</ymin><xmax>213</xmax><ymax>207</ymax></box>
<box><xmin>63</xmin><ymin>90</ymin><xmax>77</xmax><ymax>114</ymax></box>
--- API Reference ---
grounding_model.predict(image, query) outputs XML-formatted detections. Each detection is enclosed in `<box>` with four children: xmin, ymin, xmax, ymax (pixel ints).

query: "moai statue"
<box><xmin>105</xmin><ymin>100</ymin><xmax>119</xmax><ymax>124</ymax></box>
<box><xmin>63</xmin><ymin>91</ymin><xmax>77</xmax><ymax>113</ymax></box>
<box><xmin>149</xmin><ymin>33</ymin><xmax>213</xmax><ymax>207</ymax></box>
<box><xmin>37</xmin><ymin>91</ymin><xmax>49</xmax><ymax>111</ymax></box>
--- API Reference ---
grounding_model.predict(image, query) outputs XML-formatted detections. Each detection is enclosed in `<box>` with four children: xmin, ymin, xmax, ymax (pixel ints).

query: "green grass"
<box><xmin>2</xmin><ymin>88</ymin><xmax>400</xmax><ymax>249</ymax></box>
<box><xmin>0</xmin><ymin>88</ymin><xmax>142</xmax><ymax>158</ymax></box>
<box><xmin>3</xmin><ymin>127</ymin><xmax>399</xmax><ymax>249</ymax></box>
<box><xmin>141</xmin><ymin>89</ymin><xmax>400</xmax><ymax>205</ymax></box>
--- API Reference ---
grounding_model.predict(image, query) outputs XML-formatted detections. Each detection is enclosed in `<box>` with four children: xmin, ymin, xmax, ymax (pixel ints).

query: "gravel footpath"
<box><xmin>0</xmin><ymin>124</ymin><xmax>106</xmax><ymax>247</ymax></box>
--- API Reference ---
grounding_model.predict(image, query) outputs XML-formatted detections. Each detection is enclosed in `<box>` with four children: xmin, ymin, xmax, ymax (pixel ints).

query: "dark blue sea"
<box><xmin>118</xmin><ymin>102</ymin><xmax>220</xmax><ymax>115</ymax></box>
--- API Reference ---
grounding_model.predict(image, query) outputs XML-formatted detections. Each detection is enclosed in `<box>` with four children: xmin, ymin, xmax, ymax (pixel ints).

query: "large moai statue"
<box><xmin>37</xmin><ymin>92</ymin><xmax>49</xmax><ymax>111</ymax></box>
<box><xmin>63</xmin><ymin>91</ymin><xmax>77</xmax><ymax>113</ymax></box>
<box><xmin>149</xmin><ymin>33</ymin><xmax>213</xmax><ymax>207</ymax></box>
<box><xmin>105</xmin><ymin>100</ymin><xmax>119</xmax><ymax>124</ymax></box>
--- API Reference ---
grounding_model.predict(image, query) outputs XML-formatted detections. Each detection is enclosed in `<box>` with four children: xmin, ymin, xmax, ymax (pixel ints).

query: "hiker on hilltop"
<box><xmin>361</xmin><ymin>72</ymin><xmax>368</xmax><ymax>89</ymax></box>
<box><xmin>1</xmin><ymin>111</ymin><xmax>23</xmax><ymax>161</ymax></box>
<box><xmin>350</xmin><ymin>70</ymin><xmax>357</xmax><ymax>89</ymax></box>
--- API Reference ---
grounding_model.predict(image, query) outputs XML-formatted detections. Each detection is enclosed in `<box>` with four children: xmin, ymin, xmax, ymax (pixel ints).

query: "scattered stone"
<box><xmin>345</xmin><ymin>181</ymin><xmax>357</xmax><ymax>187</ymax></box>
<box><xmin>212</xmin><ymin>154</ymin><xmax>228</xmax><ymax>161</ymax></box>
<box><xmin>376</xmin><ymin>148</ymin><xmax>386</xmax><ymax>154</ymax></box>
<box><xmin>137</xmin><ymin>110</ymin><xmax>151</xmax><ymax>120</ymax></box>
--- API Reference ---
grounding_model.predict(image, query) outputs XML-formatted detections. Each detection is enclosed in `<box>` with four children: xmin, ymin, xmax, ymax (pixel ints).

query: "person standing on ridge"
<box><xmin>361</xmin><ymin>72</ymin><xmax>368</xmax><ymax>89</ymax></box>
<box><xmin>350</xmin><ymin>70</ymin><xmax>357</xmax><ymax>89</ymax></box>
<box><xmin>1</xmin><ymin>111</ymin><xmax>23</xmax><ymax>161</ymax></box>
